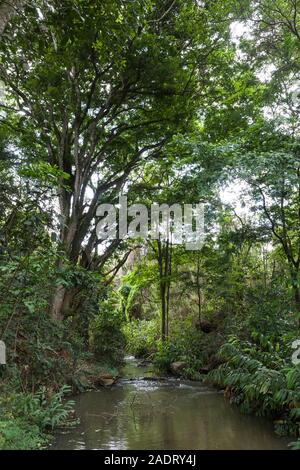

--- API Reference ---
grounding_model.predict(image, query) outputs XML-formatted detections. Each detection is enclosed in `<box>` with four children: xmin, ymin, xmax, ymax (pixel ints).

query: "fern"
<box><xmin>207</xmin><ymin>339</ymin><xmax>300</xmax><ymax>441</ymax></box>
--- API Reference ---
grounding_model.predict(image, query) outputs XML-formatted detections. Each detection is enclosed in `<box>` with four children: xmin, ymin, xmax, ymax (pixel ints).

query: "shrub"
<box><xmin>153</xmin><ymin>340</ymin><xmax>179</xmax><ymax>372</ymax></box>
<box><xmin>89</xmin><ymin>297</ymin><xmax>125</xmax><ymax>366</ymax></box>
<box><xmin>123</xmin><ymin>319</ymin><xmax>159</xmax><ymax>358</ymax></box>
<box><xmin>0</xmin><ymin>419</ymin><xmax>46</xmax><ymax>450</ymax></box>
<box><xmin>124</xmin><ymin>315</ymin><xmax>207</xmax><ymax>377</ymax></box>
<box><xmin>10</xmin><ymin>385</ymin><xmax>75</xmax><ymax>430</ymax></box>
<box><xmin>0</xmin><ymin>385</ymin><xmax>75</xmax><ymax>450</ymax></box>
<box><xmin>152</xmin><ymin>316</ymin><xmax>206</xmax><ymax>376</ymax></box>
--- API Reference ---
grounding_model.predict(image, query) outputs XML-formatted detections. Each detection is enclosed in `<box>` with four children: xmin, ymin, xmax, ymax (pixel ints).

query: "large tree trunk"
<box><xmin>51</xmin><ymin>285</ymin><xmax>66</xmax><ymax>321</ymax></box>
<box><xmin>0</xmin><ymin>1</ymin><xmax>24</xmax><ymax>35</ymax></box>
<box><xmin>50</xmin><ymin>192</ymin><xmax>80</xmax><ymax>320</ymax></box>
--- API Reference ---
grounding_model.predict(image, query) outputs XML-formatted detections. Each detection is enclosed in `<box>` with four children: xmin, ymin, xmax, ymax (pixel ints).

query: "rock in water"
<box><xmin>94</xmin><ymin>373</ymin><xmax>116</xmax><ymax>387</ymax></box>
<box><xmin>170</xmin><ymin>362</ymin><xmax>187</xmax><ymax>376</ymax></box>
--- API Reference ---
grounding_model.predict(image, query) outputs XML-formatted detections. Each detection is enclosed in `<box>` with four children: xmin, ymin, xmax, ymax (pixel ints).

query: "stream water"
<box><xmin>53</xmin><ymin>356</ymin><xmax>289</xmax><ymax>450</ymax></box>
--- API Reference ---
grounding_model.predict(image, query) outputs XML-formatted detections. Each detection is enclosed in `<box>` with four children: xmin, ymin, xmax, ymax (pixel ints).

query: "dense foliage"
<box><xmin>1</xmin><ymin>0</ymin><xmax>300</xmax><ymax>450</ymax></box>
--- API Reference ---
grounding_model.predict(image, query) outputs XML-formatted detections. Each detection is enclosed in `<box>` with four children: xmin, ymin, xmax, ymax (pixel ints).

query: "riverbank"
<box><xmin>0</xmin><ymin>359</ymin><xmax>120</xmax><ymax>450</ymax></box>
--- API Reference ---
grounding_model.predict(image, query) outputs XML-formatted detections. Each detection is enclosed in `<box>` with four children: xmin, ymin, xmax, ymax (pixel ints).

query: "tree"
<box><xmin>223</xmin><ymin>0</ymin><xmax>300</xmax><ymax>323</ymax></box>
<box><xmin>236</xmin><ymin>129</ymin><xmax>300</xmax><ymax>325</ymax></box>
<box><xmin>0</xmin><ymin>0</ymin><xmax>237</xmax><ymax>319</ymax></box>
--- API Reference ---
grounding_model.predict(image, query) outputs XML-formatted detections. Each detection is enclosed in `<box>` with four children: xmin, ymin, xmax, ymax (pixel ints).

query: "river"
<box><xmin>52</xmin><ymin>356</ymin><xmax>289</xmax><ymax>450</ymax></box>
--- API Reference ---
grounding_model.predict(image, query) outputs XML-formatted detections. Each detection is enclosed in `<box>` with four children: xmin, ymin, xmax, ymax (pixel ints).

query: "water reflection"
<box><xmin>53</xmin><ymin>379</ymin><xmax>289</xmax><ymax>450</ymax></box>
